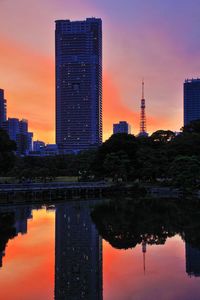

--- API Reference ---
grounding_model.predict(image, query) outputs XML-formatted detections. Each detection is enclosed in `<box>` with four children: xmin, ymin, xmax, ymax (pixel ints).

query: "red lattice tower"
<box><xmin>140</xmin><ymin>80</ymin><xmax>147</xmax><ymax>135</ymax></box>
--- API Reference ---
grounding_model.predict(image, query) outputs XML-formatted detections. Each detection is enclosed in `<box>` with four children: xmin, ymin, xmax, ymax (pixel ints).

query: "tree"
<box><xmin>151</xmin><ymin>130</ymin><xmax>175</xmax><ymax>144</ymax></box>
<box><xmin>92</xmin><ymin>133</ymin><xmax>138</xmax><ymax>179</ymax></box>
<box><xmin>168</xmin><ymin>156</ymin><xmax>200</xmax><ymax>190</ymax></box>
<box><xmin>0</xmin><ymin>129</ymin><xmax>16</xmax><ymax>176</ymax></box>
<box><xmin>103</xmin><ymin>151</ymin><xmax>130</xmax><ymax>182</ymax></box>
<box><xmin>182</xmin><ymin>119</ymin><xmax>200</xmax><ymax>134</ymax></box>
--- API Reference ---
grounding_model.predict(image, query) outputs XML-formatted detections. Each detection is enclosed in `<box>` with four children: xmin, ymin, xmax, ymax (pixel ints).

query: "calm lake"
<box><xmin>0</xmin><ymin>198</ymin><xmax>199</xmax><ymax>300</ymax></box>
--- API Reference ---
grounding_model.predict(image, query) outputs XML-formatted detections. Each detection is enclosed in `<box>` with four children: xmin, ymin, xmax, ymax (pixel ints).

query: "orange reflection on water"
<box><xmin>0</xmin><ymin>209</ymin><xmax>55</xmax><ymax>300</ymax></box>
<box><xmin>103</xmin><ymin>236</ymin><xmax>200</xmax><ymax>300</ymax></box>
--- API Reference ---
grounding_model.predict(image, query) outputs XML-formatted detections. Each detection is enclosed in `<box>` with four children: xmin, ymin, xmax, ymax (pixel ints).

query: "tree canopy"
<box><xmin>0</xmin><ymin>129</ymin><xmax>16</xmax><ymax>176</ymax></box>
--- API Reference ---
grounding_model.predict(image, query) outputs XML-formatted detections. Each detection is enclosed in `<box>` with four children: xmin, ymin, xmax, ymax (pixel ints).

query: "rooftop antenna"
<box><xmin>142</xmin><ymin>78</ymin><xmax>144</xmax><ymax>99</ymax></box>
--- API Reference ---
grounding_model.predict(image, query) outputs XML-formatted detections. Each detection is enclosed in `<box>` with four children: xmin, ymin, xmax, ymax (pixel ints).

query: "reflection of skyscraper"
<box><xmin>14</xmin><ymin>206</ymin><xmax>32</xmax><ymax>235</ymax></box>
<box><xmin>186</xmin><ymin>242</ymin><xmax>200</xmax><ymax>277</ymax></box>
<box><xmin>55</xmin><ymin>201</ymin><xmax>102</xmax><ymax>300</ymax></box>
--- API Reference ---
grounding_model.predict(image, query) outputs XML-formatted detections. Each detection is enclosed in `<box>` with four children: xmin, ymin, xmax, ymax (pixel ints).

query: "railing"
<box><xmin>0</xmin><ymin>181</ymin><xmax>109</xmax><ymax>192</ymax></box>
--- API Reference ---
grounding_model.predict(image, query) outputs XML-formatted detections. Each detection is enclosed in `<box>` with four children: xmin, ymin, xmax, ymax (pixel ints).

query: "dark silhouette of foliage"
<box><xmin>91</xmin><ymin>197</ymin><xmax>200</xmax><ymax>251</ymax></box>
<box><xmin>0</xmin><ymin>129</ymin><xmax>16</xmax><ymax>176</ymax></box>
<box><xmin>5</xmin><ymin>120</ymin><xmax>200</xmax><ymax>188</ymax></box>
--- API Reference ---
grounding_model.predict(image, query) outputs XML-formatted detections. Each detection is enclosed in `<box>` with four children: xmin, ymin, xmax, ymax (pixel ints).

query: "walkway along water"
<box><xmin>0</xmin><ymin>182</ymin><xmax>111</xmax><ymax>204</ymax></box>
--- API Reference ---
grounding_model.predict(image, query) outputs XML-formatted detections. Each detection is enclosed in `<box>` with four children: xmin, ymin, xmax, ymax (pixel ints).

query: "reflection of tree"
<box><xmin>91</xmin><ymin>197</ymin><xmax>200</xmax><ymax>251</ymax></box>
<box><xmin>0</xmin><ymin>206</ymin><xmax>34</xmax><ymax>268</ymax></box>
<box><xmin>0</xmin><ymin>213</ymin><xmax>16</xmax><ymax>266</ymax></box>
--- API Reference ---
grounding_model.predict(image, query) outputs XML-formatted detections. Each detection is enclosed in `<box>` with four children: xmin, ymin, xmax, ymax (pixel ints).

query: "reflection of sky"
<box><xmin>103</xmin><ymin>237</ymin><xmax>200</xmax><ymax>300</ymax></box>
<box><xmin>0</xmin><ymin>208</ymin><xmax>200</xmax><ymax>299</ymax></box>
<box><xmin>0</xmin><ymin>210</ymin><xmax>55</xmax><ymax>300</ymax></box>
<box><xmin>1</xmin><ymin>0</ymin><xmax>200</xmax><ymax>141</ymax></box>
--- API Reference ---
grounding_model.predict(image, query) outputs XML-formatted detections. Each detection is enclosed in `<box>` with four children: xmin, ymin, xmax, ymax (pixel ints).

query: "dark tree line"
<box><xmin>1</xmin><ymin>120</ymin><xmax>200</xmax><ymax>188</ymax></box>
<box><xmin>91</xmin><ymin>120</ymin><xmax>200</xmax><ymax>189</ymax></box>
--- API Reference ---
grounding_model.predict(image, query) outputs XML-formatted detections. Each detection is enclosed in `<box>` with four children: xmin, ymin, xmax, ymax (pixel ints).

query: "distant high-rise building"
<box><xmin>113</xmin><ymin>121</ymin><xmax>131</xmax><ymax>134</ymax></box>
<box><xmin>0</xmin><ymin>89</ymin><xmax>7</xmax><ymax>128</ymax></box>
<box><xmin>55</xmin><ymin>18</ymin><xmax>102</xmax><ymax>153</ymax></box>
<box><xmin>7</xmin><ymin>118</ymin><xmax>20</xmax><ymax>141</ymax></box>
<box><xmin>5</xmin><ymin>118</ymin><xmax>31</xmax><ymax>155</ymax></box>
<box><xmin>184</xmin><ymin>78</ymin><xmax>200</xmax><ymax>126</ymax></box>
<box><xmin>27</xmin><ymin>132</ymin><xmax>33</xmax><ymax>152</ymax></box>
<box><xmin>33</xmin><ymin>140</ymin><xmax>45</xmax><ymax>152</ymax></box>
<box><xmin>19</xmin><ymin>119</ymin><xmax>28</xmax><ymax>134</ymax></box>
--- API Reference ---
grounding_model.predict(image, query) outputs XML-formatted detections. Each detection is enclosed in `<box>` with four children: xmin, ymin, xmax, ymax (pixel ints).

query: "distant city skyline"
<box><xmin>1</xmin><ymin>0</ymin><xmax>200</xmax><ymax>142</ymax></box>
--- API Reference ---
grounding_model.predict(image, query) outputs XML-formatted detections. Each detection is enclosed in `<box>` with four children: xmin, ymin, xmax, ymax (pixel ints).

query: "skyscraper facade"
<box><xmin>0</xmin><ymin>89</ymin><xmax>7</xmax><ymax>128</ymax></box>
<box><xmin>55</xmin><ymin>18</ymin><xmax>102</xmax><ymax>153</ymax></box>
<box><xmin>184</xmin><ymin>78</ymin><xmax>200</xmax><ymax>126</ymax></box>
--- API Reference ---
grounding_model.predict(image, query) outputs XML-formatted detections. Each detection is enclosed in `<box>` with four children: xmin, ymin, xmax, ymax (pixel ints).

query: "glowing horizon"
<box><xmin>1</xmin><ymin>0</ymin><xmax>200</xmax><ymax>143</ymax></box>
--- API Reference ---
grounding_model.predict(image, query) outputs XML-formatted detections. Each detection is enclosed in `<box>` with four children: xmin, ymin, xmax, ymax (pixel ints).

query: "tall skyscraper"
<box><xmin>55</xmin><ymin>18</ymin><xmax>102</xmax><ymax>153</ymax></box>
<box><xmin>0</xmin><ymin>89</ymin><xmax>7</xmax><ymax>128</ymax></box>
<box><xmin>184</xmin><ymin>78</ymin><xmax>200</xmax><ymax>126</ymax></box>
<box><xmin>113</xmin><ymin>121</ymin><xmax>131</xmax><ymax>134</ymax></box>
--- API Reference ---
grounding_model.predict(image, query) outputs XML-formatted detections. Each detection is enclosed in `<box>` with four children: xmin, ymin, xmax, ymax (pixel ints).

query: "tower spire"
<box><xmin>142</xmin><ymin>79</ymin><xmax>144</xmax><ymax>99</ymax></box>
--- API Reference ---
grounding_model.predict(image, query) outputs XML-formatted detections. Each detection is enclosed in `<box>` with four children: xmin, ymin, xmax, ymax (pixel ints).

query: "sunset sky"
<box><xmin>1</xmin><ymin>0</ymin><xmax>200</xmax><ymax>143</ymax></box>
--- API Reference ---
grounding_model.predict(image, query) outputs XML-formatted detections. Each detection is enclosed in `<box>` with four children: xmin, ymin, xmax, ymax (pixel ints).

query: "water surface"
<box><xmin>0</xmin><ymin>199</ymin><xmax>199</xmax><ymax>300</ymax></box>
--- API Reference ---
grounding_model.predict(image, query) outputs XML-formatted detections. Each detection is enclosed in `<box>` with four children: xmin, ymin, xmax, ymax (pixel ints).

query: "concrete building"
<box><xmin>184</xmin><ymin>78</ymin><xmax>200</xmax><ymax>126</ymax></box>
<box><xmin>0</xmin><ymin>89</ymin><xmax>7</xmax><ymax>128</ymax></box>
<box><xmin>113</xmin><ymin>121</ymin><xmax>131</xmax><ymax>134</ymax></box>
<box><xmin>55</xmin><ymin>18</ymin><xmax>102</xmax><ymax>153</ymax></box>
<box><xmin>27</xmin><ymin>132</ymin><xmax>33</xmax><ymax>152</ymax></box>
<box><xmin>33</xmin><ymin>140</ymin><xmax>45</xmax><ymax>152</ymax></box>
<box><xmin>29</xmin><ymin>142</ymin><xmax>59</xmax><ymax>156</ymax></box>
<box><xmin>44</xmin><ymin>144</ymin><xmax>59</xmax><ymax>156</ymax></box>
